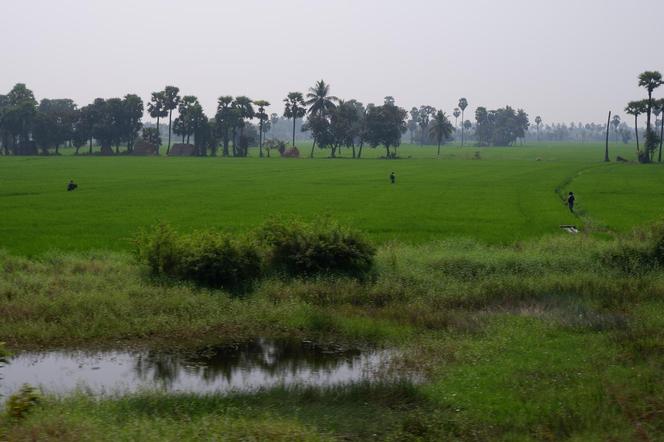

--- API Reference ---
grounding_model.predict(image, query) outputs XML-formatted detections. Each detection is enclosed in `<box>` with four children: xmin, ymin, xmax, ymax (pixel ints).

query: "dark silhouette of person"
<box><xmin>567</xmin><ymin>192</ymin><xmax>575</xmax><ymax>213</ymax></box>
<box><xmin>67</xmin><ymin>180</ymin><xmax>78</xmax><ymax>192</ymax></box>
<box><xmin>390</xmin><ymin>172</ymin><xmax>396</xmax><ymax>184</ymax></box>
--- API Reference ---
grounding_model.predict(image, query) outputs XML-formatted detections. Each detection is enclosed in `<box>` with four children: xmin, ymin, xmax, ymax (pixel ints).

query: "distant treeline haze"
<box><xmin>0</xmin><ymin>77</ymin><xmax>660</xmax><ymax>158</ymax></box>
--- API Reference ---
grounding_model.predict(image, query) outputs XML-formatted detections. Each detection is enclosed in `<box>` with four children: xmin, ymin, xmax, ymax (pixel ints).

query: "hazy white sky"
<box><xmin>1</xmin><ymin>0</ymin><xmax>662</xmax><ymax>124</ymax></box>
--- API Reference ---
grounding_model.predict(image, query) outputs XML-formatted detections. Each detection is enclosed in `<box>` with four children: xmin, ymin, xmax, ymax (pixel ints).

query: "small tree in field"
<box><xmin>430</xmin><ymin>110</ymin><xmax>454</xmax><ymax>157</ymax></box>
<box><xmin>283</xmin><ymin>92</ymin><xmax>306</xmax><ymax>148</ymax></box>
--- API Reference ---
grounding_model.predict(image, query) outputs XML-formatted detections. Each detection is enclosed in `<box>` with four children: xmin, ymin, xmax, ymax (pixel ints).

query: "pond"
<box><xmin>0</xmin><ymin>339</ymin><xmax>398</xmax><ymax>399</ymax></box>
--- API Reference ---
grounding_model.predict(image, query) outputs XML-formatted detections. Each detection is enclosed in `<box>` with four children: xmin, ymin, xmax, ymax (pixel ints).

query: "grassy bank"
<box><xmin>2</xmin><ymin>231</ymin><xmax>664</xmax><ymax>440</ymax></box>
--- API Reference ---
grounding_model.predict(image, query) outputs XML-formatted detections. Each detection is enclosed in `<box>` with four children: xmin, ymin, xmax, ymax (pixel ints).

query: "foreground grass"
<box><xmin>4</xmin><ymin>142</ymin><xmax>663</xmax><ymax>255</ymax></box>
<box><xmin>2</xmin><ymin>231</ymin><xmax>664</xmax><ymax>440</ymax></box>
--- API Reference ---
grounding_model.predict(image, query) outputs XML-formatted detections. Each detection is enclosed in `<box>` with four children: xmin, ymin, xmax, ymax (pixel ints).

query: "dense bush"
<box><xmin>256</xmin><ymin>220</ymin><xmax>376</xmax><ymax>278</ymax></box>
<box><xmin>601</xmin><ymin>221</ymin><xmax>664</xmax><ymax>273</ymax></box>
<box><xmin>134</xmin><ymin>225</ymin><xmax>261</xmax><ymax>292</ymax></box>
<box><xmin>5</xmin><ymin>384</ymin><xmax>41</xmax><ymax>420</ymax></box>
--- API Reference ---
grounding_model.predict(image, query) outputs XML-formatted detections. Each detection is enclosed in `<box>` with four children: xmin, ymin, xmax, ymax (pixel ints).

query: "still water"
<box><xmin>0</xmin><ymin>339</ymin><xmax>396</xmax><ymax>398</ymax></box>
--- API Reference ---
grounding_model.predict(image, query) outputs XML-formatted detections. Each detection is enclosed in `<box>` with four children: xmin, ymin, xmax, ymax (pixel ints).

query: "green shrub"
<box><xmin>134</xmin><ymin>224</ymin><xmax>261</xmax><ymax>292</ymax></box>
<box><xmin>601</xmin><ymin>221</ymin><xmax>664</xmax><ymax>274</ymax></box>
<box><xmin>257</xmin><ymin>220</ymin><xmax>376</xmax><ymax>278</ymax></box>
<box><xmin>5</xmin><ymin>384</ymin><xmax>41</xmax><ymax>419</ymax></box>
<box><xmin>179</xmin><ymin>231</ymin><xmax>261</xmax><ymax>292</ymax></box>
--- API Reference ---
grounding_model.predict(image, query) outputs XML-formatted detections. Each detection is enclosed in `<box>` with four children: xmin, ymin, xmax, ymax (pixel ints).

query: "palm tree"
<box><xmin>638</xmin><ymin>71</ymin><xmax>663</xmax><ymax>132</ymax></box>
<box><xmin>535</xmin><ymin>116</ymin><xmax>542</xmax><ymax>140</ymax></box>
<box><xmin>656</xmin><ymin>99</ymin><xmax>664</xmax><ymax>162</ymax></box>
<box><xmin>163</xmin><ymin>86</ymin><xmax>181</xmax><ymax>154</ymax></box>
<box><xmin>430</xmin><ymin>111</ymin><xmax>454</xmax><ymax>157</ymax></box>
<box><xmin>305</xmin><ymin>80</ymin><xmax>337</xmax><ymax>157</ymax></box>
<box><xmin>233</xmin><ymin>96</ymin><xmax>254</xmax><ymax>156</ymax></box>
<box><xmin>611</xmin><ymin>115</ymin><xmax>621</xmax><ymax>142</ymax></box>
<box><xmin>147</xmin><ymin>91</ymin><xmax>168</xmax><ymax>154</ymax></box>
<box><xmin>283</xmin><ymin>92</ymin><xmax>306</xmax><ymax>149</ymax></box>
<box><xmin>305</xmin><ymin>80</ymin><xmax>337</xmax><ymax>116</ymax></box>
<box><xmin>453</xmin><ymin>108</ymin><xmax>460</xmax><ymax>131</ymax></box>
<box><xmin>625</xmin><ymin>100</ymin><xmax>647</xmax><ymax>154</ymax></box>
<box><xmin>254</xmin><ymin>100</ymin><xmax>270</xmax><ymax>158</ymax></box>
<box><xmin>458</xmin><ymin>98</ymin><xmax>468</xmax><ymax>147</ymax></box>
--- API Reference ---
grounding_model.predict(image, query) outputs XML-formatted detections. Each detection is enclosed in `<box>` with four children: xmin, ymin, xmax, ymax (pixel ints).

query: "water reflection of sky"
<box><xmin>0</xmin><ymin>339</ymin><xmax>397</xmax><ymax>398</ymax></box>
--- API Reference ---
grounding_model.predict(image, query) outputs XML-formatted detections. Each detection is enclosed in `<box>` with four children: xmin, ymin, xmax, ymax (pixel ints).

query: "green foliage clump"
<box><xmin>134</xmin><ymin>224</ymin><xmax>261</xmax><ymax>292</ymax></box>
<box><xmin>601</xmin><ymin>221</ymin><xmax>664</xmax><ymax>273</ymax></box>
<box><xmin>256</xmin><ymin>220</ymin><xmax>376</xmax><ymax>278</ymax></box>
<box><xmin>5</xmin><ymin>384</ymin><xmax>41</xmax><ymax>420</ymax></box>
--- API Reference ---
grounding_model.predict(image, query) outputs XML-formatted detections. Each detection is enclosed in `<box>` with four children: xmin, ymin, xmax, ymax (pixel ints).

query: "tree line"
<box><xmin>0</xmin><ymin>80</ymin><xmax>534</xmax><ymax>158</ymax></box>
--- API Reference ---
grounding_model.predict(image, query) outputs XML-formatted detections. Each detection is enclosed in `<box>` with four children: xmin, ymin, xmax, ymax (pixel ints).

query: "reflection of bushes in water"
<box><xmin>132</xmin><ymin>339</ymin><xmax>365</xmax><ymax>387</ymax></box>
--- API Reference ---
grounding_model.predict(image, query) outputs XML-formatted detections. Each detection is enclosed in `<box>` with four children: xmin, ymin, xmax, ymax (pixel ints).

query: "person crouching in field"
<box><xmin>390</xmin><ymin>172</ymin><xmax>396</xmax><ymax>184</ymax></box>
<box><xmin>567</xmin><ymin>192</ymin><xmax>575</xmax><ymax>213</ymax></box>
<box><xmin>67</xmin><ymin>180</ymin><xmax>78</xmax><ymax>191</ymax></box>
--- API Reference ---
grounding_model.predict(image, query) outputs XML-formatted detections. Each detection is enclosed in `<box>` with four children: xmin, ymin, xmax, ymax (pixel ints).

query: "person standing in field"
<box><xmin>390</xmin><ymin>172</ymin><xmax>396</xmax><ymax>184</ymax></box>
<box><xmin>567</xmin><ymin>192</ymin><xmax>575</xmax><ymax>213</ymax></box>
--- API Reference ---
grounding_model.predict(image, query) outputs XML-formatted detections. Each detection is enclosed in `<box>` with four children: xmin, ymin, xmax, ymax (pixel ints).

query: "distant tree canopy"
<box><xmin>10</xmin><ymin>76</ymin><xmax>652</xmax><ymax>159</ymax></box>
<box><xmin>474</xmin><ymin>106</ymin><xmax>529</xmax><ymax>146</ymax></box>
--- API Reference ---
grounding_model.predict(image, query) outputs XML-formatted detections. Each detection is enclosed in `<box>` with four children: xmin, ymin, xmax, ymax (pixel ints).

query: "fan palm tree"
<box><xmin>283</xmin><ymin>92</ymin><xmax>306</xmax><ymax>148</ymax></box>
<box><xmin>430</xmin><ymin>110</ymin><xmax>454</xmax><ymax>157</ymax></box>
<box><xmin>233</xmin><ymin>96</ymin><xmax>254</xmax><ymax>156</ymax></box>
<box><xmin>254</xmin><ymin>100</ymin><xmax>270</xmax><ymax>158</ymax></box>
<box><xmin>458</xmin><ymin>98</ymin><xmax>468</xmax><ymax>147</ymax></box>
<box><xmin>638</xmin><ymin>71</ymin><xmax>663</xmax><ymax>132</ymax></box>
<box><xmin>535</xmin><ymin>116</ymin><xmax>542</xmax><ymax>140</ymax></box>
<box><xmin>163</xmin><ymin>86</ymin><xmax>181</xmax><ymax>154</ymax></box>
<box><xmin>625</xmin><ymin>100</ymin><xmax>647</xmax><ymax>154</ymax></box>
<box><xmin>147</xmin><ymin>91</ymin><xmax>168</xmax><ymax>154</ymax></box>
<box><xmin>453</xmin><ymin>108</ymin><xmax>461</xmax><ymax>131</ymax></box>
<box><xmin>611</xmin><ymin>115</ymin><xmax>621</xmax><ymax>142</ymax></box>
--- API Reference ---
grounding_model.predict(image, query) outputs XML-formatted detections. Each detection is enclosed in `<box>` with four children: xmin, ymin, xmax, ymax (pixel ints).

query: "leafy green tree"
<box><xmin>105</xmin><ymin>98</ymin><xmax>125</xmax><ymax>153</ymax></box>
<box><xmin>163</xmin><ymin>86</ymin><xmax>180</xmax><ymax>154</ymax></box>
<box><xmin>283</xmin><ymin>92</ymin><xmax>306</xmax><ymax>149</ymax></box>
<box><xmin>147</xmin><ymin>91</ymin><xmax>168</xmax><ymax>154</ymax></box>
<box><xmin>254</xmin><ymin>100</ymin><xmax>270</xmax><ymax>157</ymax></box>
<box><xmin>458</xmin><ymin>97</ymin><xmax>468</xmax><ymax>147</ymax></box>
<box><xmin>363</xmin><ymin>99</ymin><xmax>407</xmax><ymax>158</ymax></box>
<box><xmin>173</xmin><ymin>96</ymin><xmax>205</xmax><ymax>145</ymax></box>
<box><xmin>475</xmin><ymin>106</ymin><xmax>491</xmax><ymax>146</ymax></box>
<box><xmin>4</xmin><ymin>84</ymin><xmax>37</xmax><ymax>154</ymax></box>
<box><xmin>655</xmin><ymin>99</ymin><xmax>664</xmax><ymax>162</ymax></box>
<box><xmin>417</xmin><ymin>105</ymin><xmax>436</xmax><ymax>146</ymax></box>
<box><xmin>78</xmin><ymin>103</ymin><xmax>98</xmax><ymax>154</ymax></box>
<box><xmin>142</xmin><ymin>127</ymin><xmax>162</xmax><ymax>147</ymax></box>
<box><xmin>408</xmin><ymin>107</ymin><xmax>419</xmax><ymax>143</ymax></box>
<box><xmin>430</xmin><ymin>110</ymin><xmax>454</xmax><ymax>157</ymax></box>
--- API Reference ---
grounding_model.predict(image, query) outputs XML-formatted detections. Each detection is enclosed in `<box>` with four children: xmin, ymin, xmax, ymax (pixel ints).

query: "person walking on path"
<box><xmin>567</xmin><ymin>191</ymin><xmax>575</xmax><ymax>213</ymax></box>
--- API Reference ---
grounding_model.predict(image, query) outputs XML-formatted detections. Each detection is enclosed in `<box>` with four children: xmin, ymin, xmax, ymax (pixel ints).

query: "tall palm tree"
<box><xmin>430</xmin><ymin>111</ymin><xmax>454</xmax><ymax>158</ymax></box>
<box><xmin>163</xmin><ymin>86</ymin><xmax>180</xmax><ymax>154</ymax></box>
<box><xmin>535</xmin><ymin>116</ymin><xmax>542</xmax><ymax>140</ymax></box>
<box><xmin>458</xmin><ymin>98</ymin><xmax>468</xmax><ymax>147</ymax></box>
<box><xmin>254</xmin><ymin>100</ymin><xmax>270</xmax><ymax>158</ymax></box>
<box><xmin>611</xmin><ymin>114</ymin><xmax>621</xmax><ymax>142</ymax></box>
<box><xmin>625</xmin><ymin>100</ymin><xmax>647</xmax><ymax>154</ymax></box>
<box><xmin>233</xmin><ymin>96</ymin><xmax>254</xmax><ymax>156</ymax></box>
<box><xmin>283</xmin><ymin>92</ymin><xmax>306</xmax><ymax>148</ymax></box>
<box><xmin>638</xmin><ymin>71</ymin><xmax>663</xmax><ymax>132</ymax></box>
<box><xmin>305</xmin><ymin>80</ymin><xmax>337</xmax><ymax>116</ymax></box>
<box><xmin>147</xmin><ymin>91</ymin><xmax>168</xmax><ymax>154</ymax></box>
<box><xmin>305</xmin><ymin>80</ymin><xmax>337</xmax><ymax>157</ymax></box>
<box><xmin>453</xmin><ymin>108</ymin><xmax>460</xmax><ymax>131</ymax></box>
